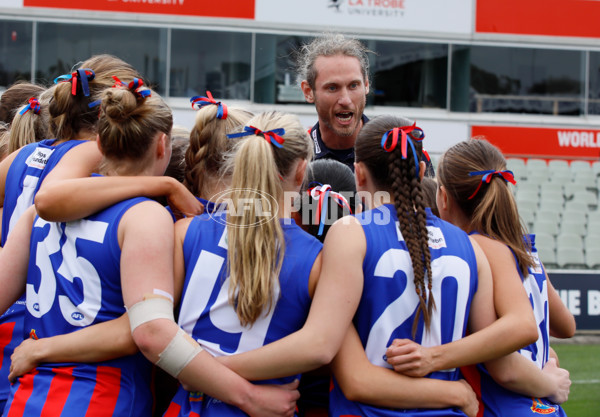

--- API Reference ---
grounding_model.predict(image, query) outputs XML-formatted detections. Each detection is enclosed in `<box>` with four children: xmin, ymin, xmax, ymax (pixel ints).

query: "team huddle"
<box><xmin>0</xmin><ymin>33</ymin><xmax>575</xmax><ymax>417</ymax></box>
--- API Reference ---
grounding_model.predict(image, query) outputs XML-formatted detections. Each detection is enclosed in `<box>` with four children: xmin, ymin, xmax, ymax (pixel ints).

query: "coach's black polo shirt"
<box><xmin>309</xmin><ymin>115</ymin><xmax>369</xmax><ymax>172</ymax></box>
<box><xmin>309</xmin><ymin>115</ymin><xmax>435</xmax><ymax>177</ymax></box>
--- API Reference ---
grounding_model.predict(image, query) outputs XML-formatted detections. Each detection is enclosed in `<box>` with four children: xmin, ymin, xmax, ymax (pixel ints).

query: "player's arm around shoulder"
<box><xmin>218</xmin><ymin>215</ymin><xmax>366</xmax><ymax>381</ymax></box>
<box><xmin>35</xmin><ymin>141</ymin><xmax>103</xmax><ymax>221</ymax></box>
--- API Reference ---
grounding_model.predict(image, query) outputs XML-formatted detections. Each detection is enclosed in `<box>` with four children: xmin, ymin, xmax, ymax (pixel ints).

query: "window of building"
<box><xmin>170</xmin><ymin>30</ymin><xmax>252</xmax><ymax>100</ymax></box>
<box><xmin>254</xmin><ymin>34</ymin><xmax>309</xmax><ymax>104</ymax></box>
<box><xmin>0</xmin><ymin>20</ymin><xmax>33</xmax><ymax>91</ymax></box>
<box><xmin>451</xmin><ymin>45</ymin><xmax>584</xmax><ymax>115</ymax></box>
<box><xmin>368</xmin><ymin>40</ymin><xmax>448</xmax><ymax>109</ymax></box>
<box><xmin>36</xmin><ymin>22</ymin><xmax>167</xmax><ymax>93</ymax></box>
<box><xmin>589</xmin><ymin>52</ymin><xmax>600</xmax><ymax>115</ymax></box>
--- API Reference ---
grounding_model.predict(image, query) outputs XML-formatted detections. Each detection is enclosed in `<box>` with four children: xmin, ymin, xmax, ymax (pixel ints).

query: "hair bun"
<box><xmin>102</xmin><ymin>87</ymin><xmax>138</xmax><ymax>124</ymax></box>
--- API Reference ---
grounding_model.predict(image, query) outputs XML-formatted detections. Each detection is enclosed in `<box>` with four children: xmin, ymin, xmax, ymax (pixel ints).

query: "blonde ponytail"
<box><xmin>225</xmin><ymin>111</ymin><xmax>312</xmax><ymax>326</ymax></box>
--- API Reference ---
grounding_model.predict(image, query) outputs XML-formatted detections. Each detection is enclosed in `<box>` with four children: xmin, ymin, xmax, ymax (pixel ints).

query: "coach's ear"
<box><xmin>301</xmin><ymin>80</ymin><xmax>315</xmax><ymax>103</ymax></box>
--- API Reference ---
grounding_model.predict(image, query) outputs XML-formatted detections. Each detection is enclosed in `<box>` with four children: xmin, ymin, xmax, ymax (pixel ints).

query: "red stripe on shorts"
<box><xmin>162</xmin><ymin>402</ymin><xmax>181</xmax><ymax>417</ymax></box>
<box><xmin>6</xmin><ymin>369</ymin><xmax>38</xmax><ymax>417</ymax></box>
<box><xmin>84</xmin><ymin>366</ymin><xmax>121</xmax><ymax>417</ymax></box>
<box><xmin>40</xmin><ymin>366</ymin><xmax>75</xmax><ymax>417</ymax></box>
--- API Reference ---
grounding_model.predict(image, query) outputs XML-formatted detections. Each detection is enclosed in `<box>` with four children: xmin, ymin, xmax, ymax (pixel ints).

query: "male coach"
<box><xmin>297</xmin><ymin>33</ymin><xmax>370</xmax><ymax>172</ymax></box>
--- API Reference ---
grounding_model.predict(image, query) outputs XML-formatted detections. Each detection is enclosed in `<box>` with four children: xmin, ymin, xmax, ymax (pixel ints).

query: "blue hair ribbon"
<box><xmin>111</xmin><ymin>76</ymin><xmax>151</xmax><ymax>99</ymax></box>
<box><xmin>380</xmin><ymin>122</ymin><xmax>425</xmax><ymax>178</ymax></box>
<box><xmin>227</xmin><ymin>126</ymin><xmax>286</xmax><ymax>148</ymax></box>
<box><xmin>54</xmin><ymin>68</ymin><xmax>95</xmax><ymax>97</ymax></box>
<box><xmin>190</xmin><ymin>91</ymin><xmax>228</xmax><ymax>119</ymax></box>
<box><xmin>468</xmin><ymin>170</ymin><xmax>516</xmax><ymax>200</ymax></box>
<box><xmin>19</xmin><ymin>97</ymin><xmax>41</xmax><ymax>115</ymax></box>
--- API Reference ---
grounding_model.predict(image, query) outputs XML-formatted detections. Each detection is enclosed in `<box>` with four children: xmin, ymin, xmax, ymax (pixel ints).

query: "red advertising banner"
<box><xmin>476</xmin><ymin>0</ymin><xmax>600</xmax><ymax>38</ymax></box>
<box><xmin>23</xmin><ymin>0</ymin><xmax>255</xmax><ymax>19</ymax></box>
<box><xmin>471</xmin><ymin>125</ymin><xmax>600</xmax><ymax>161</ymax></box>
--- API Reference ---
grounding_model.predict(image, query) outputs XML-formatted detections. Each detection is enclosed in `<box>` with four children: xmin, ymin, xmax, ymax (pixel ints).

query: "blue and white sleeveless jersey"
<box><xmin>165</xmin><ymin>212</ymin><xmax>322</xmax><ymax>417</ymax></box>
<box><xmin>329</xmin><ymin>205</ymin><xmax>478</xmax><ymax>417</ymax></box>
<box><xmin>0</xmin><ymin>139</ymin><xmax>86</xmax><ymax>409</ymax></box>
<box><xmin>3</xmin><ymin>197</ymin><xmax>154</xmax><ymax>417</ymax></box>
<box><xmin>2</xmin><ymin>139</ymin><xmax>86</xmax><ymax>246</ymax></box>
<box><xmin>467</xmin><ymin>234</ymin><xmax>566</xmax><ymax>417</ymax></box>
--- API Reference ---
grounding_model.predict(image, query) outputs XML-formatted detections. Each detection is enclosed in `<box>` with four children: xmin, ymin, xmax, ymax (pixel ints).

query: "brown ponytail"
<box><xmin>437</xmin><ymin>138</ymin><xmax>533</xmax><ymax>276</ymax></box>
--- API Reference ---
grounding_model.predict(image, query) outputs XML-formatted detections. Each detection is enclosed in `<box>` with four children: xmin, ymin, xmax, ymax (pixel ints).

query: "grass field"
<box><xmin>552</xmin><ymin>343</ymin><xmax>600</xmax><ymax>417</ymax></box>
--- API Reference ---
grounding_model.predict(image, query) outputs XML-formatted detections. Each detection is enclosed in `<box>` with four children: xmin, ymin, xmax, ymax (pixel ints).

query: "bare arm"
<box><xmin>35</xmin><ymin>142</ymin><xmax>202</xmax><ymax>222</ymax></box>
<box><xmin>9</xmin><ymin>313</ymin><xmax>137</xmax><ymax>381</ymax></box>
<box><xmin>331</xmin><ymin>325</ymin><xmax>478</xmax><ymax>417</ymax></box>
<box><xmin>0</xmin><ymin>205</ymin><xmax>34</xmax><ymax>313</ymax></box>
<box><xmin>122</xmin><ymin>202</ymin><xmax>298</xmax><ymax>417</ymax></box>
<box><xmin>386</xmin><ymin>236</ymin><xmax>538</xmax><ymax>375</ymax></box>
<box><xmin>484</xmin><ymin>353</ymin><xmax>570</xmax><ymax>404</ymax></box>
<box><xmin>218</xmin><ymin>217</ymin><xmax>366</xmax><ymax>380</ymax></box>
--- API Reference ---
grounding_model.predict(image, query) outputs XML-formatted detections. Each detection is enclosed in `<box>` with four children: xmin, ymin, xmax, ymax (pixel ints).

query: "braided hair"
<box><xmin>355</xmin><ymin>115</ymin><xmax>434</xmax><ymax>335</ymax></box>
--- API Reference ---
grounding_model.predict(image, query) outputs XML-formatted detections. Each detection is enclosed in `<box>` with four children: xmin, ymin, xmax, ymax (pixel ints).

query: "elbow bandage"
<box><xmin>156</xmin><ymin>327</ymin><xmax>204</xmax><ymax>378</ymax></box>
<box><xmin>128</xmin><ymin>296</ymin><xmax>175</xmax><ymax>332</ymax></box>
<box><xmin>127</xmin><ymin>296</ymin><xmax>203</xmax><ymax>378</ymax></box>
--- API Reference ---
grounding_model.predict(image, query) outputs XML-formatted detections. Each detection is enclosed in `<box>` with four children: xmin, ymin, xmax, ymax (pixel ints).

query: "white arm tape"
<box><xmin>156</xmin><ymin>327</ymin><xmax>204</xmax><ymax>378</ymax></box>
<box><xmin>128</xmin><ymin>296</ymin><xmax>175</xmax><ymax>332</ymax></box>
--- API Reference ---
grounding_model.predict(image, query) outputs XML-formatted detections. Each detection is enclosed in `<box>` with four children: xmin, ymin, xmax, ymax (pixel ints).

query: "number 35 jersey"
<box><xmin>8</xmin><ymin>197</ymin><xmax>153</xmax><ymax>417</ymax></box>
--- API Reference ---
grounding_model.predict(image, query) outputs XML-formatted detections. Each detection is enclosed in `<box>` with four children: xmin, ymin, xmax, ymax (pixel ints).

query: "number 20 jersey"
<box><xmin>329</xmin><ymin>205</ymin><xmax>479</xmax><ymax>417</ymax></box>
<box><xmin>3</xmin><ymin>197</ymin><xmax>153</xmax><ymax>417</ymax></box>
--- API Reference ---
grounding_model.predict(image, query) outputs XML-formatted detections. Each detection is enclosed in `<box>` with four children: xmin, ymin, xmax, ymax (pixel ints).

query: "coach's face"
<box><xmin>302</xmin><ymin>54</ymin><xmax>369</xmax><ymax>143</ymax></box>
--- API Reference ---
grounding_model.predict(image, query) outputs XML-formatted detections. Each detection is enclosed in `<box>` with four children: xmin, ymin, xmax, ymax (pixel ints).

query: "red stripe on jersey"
<box><xmin>461</xmin><ymin>365</ymin><xmax>484</xmax><ymax>417</ymax></box>
<box><xmin>84</xmin><ymin>366</ymin><xmax>121</xmax><ymax>417</ymax></box>
<box><xmin>40</xmin><ymin>367</ymin><xmax>75</xmax><ymax>417</ymax></box>
<box><xmin>6</xmin><ymin>369</ymin><xmax>38</xmax><ymax>417</ymax></box>
<box><xmin>163</xmin><ymin>402</ymin><xmax>181</xmax><ymax>417</ymax></box>
<box><xmin>190</xmin><ymin>412</ymin><xmax>200</xmax><ymax>417</ymax></box>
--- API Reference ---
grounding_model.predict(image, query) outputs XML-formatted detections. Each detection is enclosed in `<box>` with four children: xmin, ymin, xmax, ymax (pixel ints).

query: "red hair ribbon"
<box><xmin>468</xmin><ymin>170</ymin><xmax>517</xmax><ymax>200</ymax></box>
<box><xmin>307</xmin><ymin>183</ymin><xmax>353</xmax><ymax>236</ymax></box>
<box><xmin>380</xmin><ymin>122</ymin><xmax>425</xmax><ymax>177</ymax></box>
<box><xmin>190</xmin><ymin>91</ymin><xmax>228</xmax><ymax>119</ymax></box>
<box><xmin>227</xmin><ymin>126</ymin><xmax>286</xmax><ymax>148</ymax></box>
<box><xmin>19</xmin><ymin>97</ymin><xmax>41</xmax><ymax>115</ymax></box>
<box><xmin>380</xmin><ymin>122</ymin><xmax>425</xmax><ymax>156</ymax></box>
<box><xmin>112</xmin><ymin>76</ymin><xmax>151</xmax><ymax>99</ymax></box>
<box><xmin>54</xmin><ymin>69</ymin><xmax>95</xmax><ymax>97</ymax></box>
